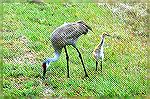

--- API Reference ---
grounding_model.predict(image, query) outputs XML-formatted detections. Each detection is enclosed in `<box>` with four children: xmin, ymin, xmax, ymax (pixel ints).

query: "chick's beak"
<box><xmin>106</xmin><ymin>33</ymin><xmax>111</xmax><ymax>37</ymax></box>
<box><xmin>107</xmin><ymin>34</ymin><xmax>111</xmax><ymax>36</ymax></box>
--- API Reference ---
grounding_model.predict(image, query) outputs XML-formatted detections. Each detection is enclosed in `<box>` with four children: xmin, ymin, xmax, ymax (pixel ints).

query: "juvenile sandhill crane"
<box><xmin>42</xmin><ymin>20</ymin><xmax>92</xmax><ymax>79</ymax></box>
<box><xmin>93</xmin><ymin>33</ymin><xmax>111</xmax><ymax>72</ymax></box>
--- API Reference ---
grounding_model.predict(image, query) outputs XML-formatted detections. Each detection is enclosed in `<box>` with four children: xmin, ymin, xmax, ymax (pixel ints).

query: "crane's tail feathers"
<box><xmin>77</xmin><ymin>20</ymin><xmax>93</xmax><ymax>32</ymax></box>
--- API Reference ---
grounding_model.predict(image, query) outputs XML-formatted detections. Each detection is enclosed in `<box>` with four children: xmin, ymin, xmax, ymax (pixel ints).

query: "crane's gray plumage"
<box><xmin>42</xmin><ymin>20</ymin><xmax>92</xmax><ymax>79</ymax></box>
<box><xmin>51</xmin><ymin>20</ymin><xmax>92</xmax><ymax>53</ymax></box>
<box><xmin>29</xmin><ymin>0</ymin><xmax>44</xmax><ymax>3</ymax></box>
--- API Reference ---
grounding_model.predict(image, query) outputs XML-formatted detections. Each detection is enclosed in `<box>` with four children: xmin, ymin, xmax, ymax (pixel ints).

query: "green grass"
<box><xmin>2</xmin><ymin>3</ymin><xmax>149</xmax><ymax>97</ymax></box>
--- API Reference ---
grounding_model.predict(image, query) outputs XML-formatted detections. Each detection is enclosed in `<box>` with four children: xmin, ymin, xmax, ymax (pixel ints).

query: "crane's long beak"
<box><xmin>42</xmin><ymin>70</ymin><xmax>46</xmax><ymax>80</ymax></box>
<box><xmin>42</xmin><ymin>62</ymin><xmax>47</xmax><ymax>80</ymax></box>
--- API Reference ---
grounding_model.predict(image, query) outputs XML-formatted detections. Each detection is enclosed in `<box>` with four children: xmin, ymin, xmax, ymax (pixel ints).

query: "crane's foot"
<box><xmin>42</xmin><ymin>76</ymin><xmax>45</xmax><ymax>80</ymax></box>
<box><xmin>84</xmin><ymin>74</ymin><xmax>89</xmax><ymax>78</ymax></box>
<box><xmin>82</xmin><ymin>74</ymin><xmax>89</xmax><ymax>80</ymax></box>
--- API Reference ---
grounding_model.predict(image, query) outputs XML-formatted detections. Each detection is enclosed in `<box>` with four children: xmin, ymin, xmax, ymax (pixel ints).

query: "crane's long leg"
<box><xmin>64</xmin><ymin>46</ymin><xmax>69</xmax><ymax>78</ymax></box>
<box><xmin>100</xmin><ymin>60</ymin><xmax>102</xmax><ymax>72</ymax></box>
<box><xmin>96</xmin><ymin>61</ymin><xmax>98</xmax><ymax>71</ymax></box>
<box><xmin>72</xmin><ymin>46</ymin><xmax>89</xmax><ymax>78</ymax></box>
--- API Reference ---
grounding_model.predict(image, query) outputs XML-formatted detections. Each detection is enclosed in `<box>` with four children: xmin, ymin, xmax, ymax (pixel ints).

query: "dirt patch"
<box><xmin>41</xmin><ymin>87</ymin><xmax>55</xmax><ymax>96</ymax></box>
<box><xmin>18</xmin><ymin>35</ymin><xmax>29</xmax><ymax>45</ymax></box>
<box><xmin>4</xmin><ymin>35</ymin><xmax>37</xmax><ymax>65</ymax></box>
<box><xmin>4</xmin><ymin>76</ymin><xmax>55</xmax><ymax>96</ymax></box>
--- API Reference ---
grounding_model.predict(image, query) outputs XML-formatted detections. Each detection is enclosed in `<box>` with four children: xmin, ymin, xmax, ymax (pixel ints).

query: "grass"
<box><xmin>2</xmin><ymin>3</ymin><xmax>149</xmax><ymax>97</ymax></box>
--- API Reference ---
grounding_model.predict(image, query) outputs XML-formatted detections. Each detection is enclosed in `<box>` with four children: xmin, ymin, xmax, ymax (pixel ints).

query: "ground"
<box><xmin>2</xmin><ymin>2</ymin><xmax>149</xmax><ymax>97</ymax></box>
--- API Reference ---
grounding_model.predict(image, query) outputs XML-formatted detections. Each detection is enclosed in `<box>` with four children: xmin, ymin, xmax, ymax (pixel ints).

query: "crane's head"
<box><xmin>41</xmin><ymin>53</ymin><xmax>60</xmax><ymax>80</ymax></box>
<box><xmin>42</xmin><ymin>60</ymin><xmax>51</xmax><ymax>80</ymax></box>
<box><xmin>101</xmin><ymin>33</ymin><xmax>111</xmax><ymax>38</ymax></box>
<box><xmin>103</xmin><ymin>33</ymin><xmax>111</xmax><ymax>36</ymax></box>
<box><xmin>77</xmin><ymin>20</ymin><xmax>93</xmax><ymax>32</ymax></box>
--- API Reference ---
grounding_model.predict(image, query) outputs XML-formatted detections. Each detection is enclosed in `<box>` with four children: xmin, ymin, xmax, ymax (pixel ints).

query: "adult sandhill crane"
<box><xmin>42</xmin><ymin>20</ymin><xmax>92</xmax><ymax>79</ymax></box>
<box><xmin>93</xmin><ymin>33</ymin><xmax>111</xmax><ymax>72</ymax></box>
<box><xmin>30</xmin><ymin>0</ymin><xmax>44</xmax><ymax>3</ymax></box>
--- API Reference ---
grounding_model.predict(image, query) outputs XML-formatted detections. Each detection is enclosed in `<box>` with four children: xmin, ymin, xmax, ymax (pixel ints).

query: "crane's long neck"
<box><xmin>45</xmin><ymin>52</ymin><xmax>60</xmax><ymax>69</ymax></box>
<box><xmin>98</xmin><ymin>36</ymin><xmax>105</xmax><ymax>48</ymax></box>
